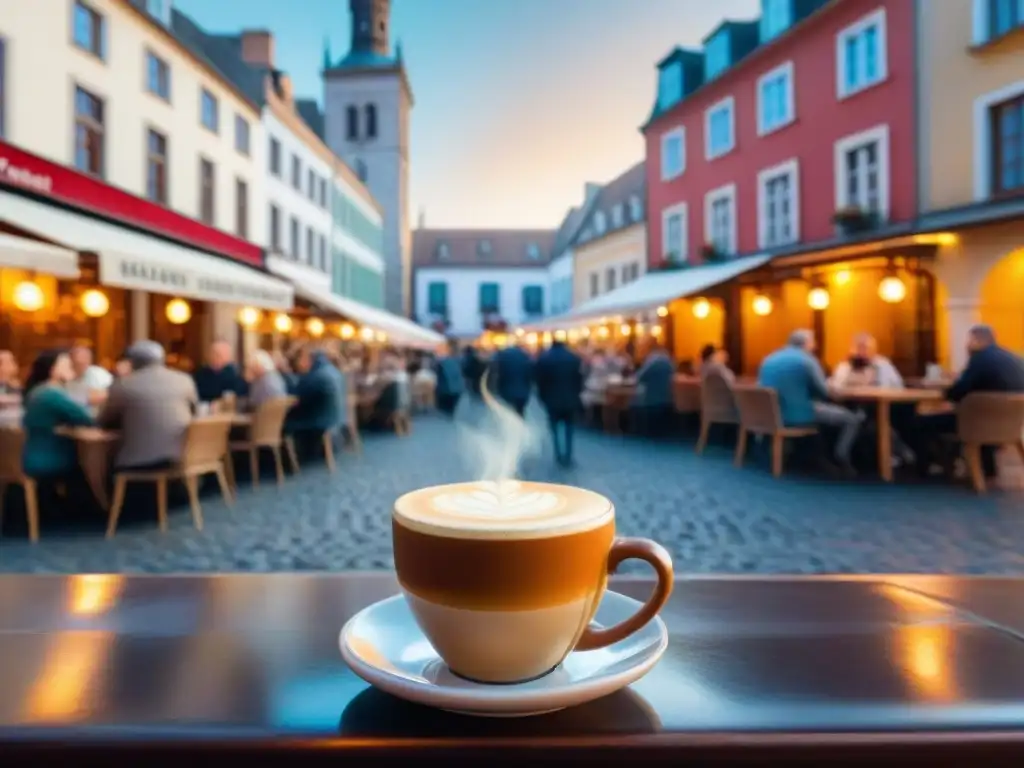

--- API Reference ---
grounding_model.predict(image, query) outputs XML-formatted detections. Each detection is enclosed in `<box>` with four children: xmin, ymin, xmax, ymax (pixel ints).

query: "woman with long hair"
<box><xmin>20</xmin><ymin>348</ymin><xmax>94</xmax><ymax>481</ymax></box>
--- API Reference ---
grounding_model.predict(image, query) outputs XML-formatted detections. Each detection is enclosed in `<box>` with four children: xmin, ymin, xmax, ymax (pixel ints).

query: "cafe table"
<box><xmin>831</xmin><ymin>386</ymin><xmax>944</xmax><ymax>482</ymax></box>
<box><xmin>2</xmin><ymin>571</ymin><xmax>1024</xmax><ymax>765</ymax></box>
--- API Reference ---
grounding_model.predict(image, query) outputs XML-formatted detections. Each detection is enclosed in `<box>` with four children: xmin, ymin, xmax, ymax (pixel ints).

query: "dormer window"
<box><xmin>658</xmin><ymin>62</ymin><xmax>683</xmax><ymax>110</ymax></box>
<box><xmin>629</xmin><ymin>195</ymin><xmax>643</xmax><ymax>222</ymax></box>
<box><xmin>594</xmin><ymin>211</ymin><xmax>607</xmax><ymax>234</ymax></box>
<box><xmin>526</xmin><ymin>242</ymin><xmax>541</xmax><ymax>260</ymax></box>
<box><xmin>704</xmin><ymin>33</ymin><xmax>730</xmax><ymax>81</ymax></box>
<box><xmin>436</xmin><ymin>241</ymin><xmax>450</xmax><ymax>260</ymax></box>
<box><xmin>760</xmin><ymin>0</ymin><xmax>791</xmax><ymax>42</ymax></box>
<box><xmin>477</xmin><ymin>239</ymin><xmax>492</xmax><ymax>258</ymax></box>
<box><xmin>611</xmin><ymin>204</ymin><xmax>624</xmax><ymax>228</ymax></box>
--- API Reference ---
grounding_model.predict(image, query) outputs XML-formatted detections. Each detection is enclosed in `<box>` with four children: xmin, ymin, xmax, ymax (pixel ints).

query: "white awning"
<box><xmin>537</xmin><ymin>254</ymin><xmax>772</xmax><ymax>328</ymax></box>
<box><xmin>0</xmin><ymin>191</ymin><xmax>293</xmax><ymax>310</ymax></box>
<box><xmin>0</xmin><ymin>232</ymin><xmax>80</xmax><ymax>278</ymax></box>
<box><xmin>294</xmin><ymin>283</ymin><xmax>445</xmax><ymax>350</ymax></box>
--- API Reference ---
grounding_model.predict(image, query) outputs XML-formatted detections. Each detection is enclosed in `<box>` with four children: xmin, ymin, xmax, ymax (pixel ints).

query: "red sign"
<box><xmin>0</xmin><ymin>140</ymin><xmax>262</xmax><ymax>267</ymax></box>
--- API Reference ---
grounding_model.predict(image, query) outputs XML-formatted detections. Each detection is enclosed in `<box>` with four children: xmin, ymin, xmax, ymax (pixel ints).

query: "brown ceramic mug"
<box><xmin>393</xmin><ymin>480</ymin><xmax>674</xmax><ymax>684</ymax></box>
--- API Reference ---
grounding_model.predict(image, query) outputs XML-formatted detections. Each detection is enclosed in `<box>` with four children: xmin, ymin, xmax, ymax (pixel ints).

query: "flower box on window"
<box><xmin>653</xmin><ymin>252</ymin><xmax>685</xmax><ymax>272</ymax></box>
<box><xmin>832</xmin><ymin>206</ymin><xmax>879</xmax><ymax>236</ymax></box>
<box><xmin>700</xmin><ymin>243</ymin><xmax>728</xmax><ymax>263</ymax></box>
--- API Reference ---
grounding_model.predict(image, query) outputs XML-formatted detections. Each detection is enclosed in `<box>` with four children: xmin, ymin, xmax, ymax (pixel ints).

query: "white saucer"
<box><xmin>339</xmin><ymin>590</ymin><xmax>668</xmax><ymax>717</ymax></box>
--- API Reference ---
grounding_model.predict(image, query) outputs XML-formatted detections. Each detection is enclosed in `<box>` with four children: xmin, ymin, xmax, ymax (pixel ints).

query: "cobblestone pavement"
<box><xmin>1</xmin><ymin>410</ymin><xmax>1022</xmax><ymax>574</ymax></box>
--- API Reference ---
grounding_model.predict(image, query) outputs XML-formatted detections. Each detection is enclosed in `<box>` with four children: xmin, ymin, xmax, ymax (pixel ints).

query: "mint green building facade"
<box><xmin>331</xmin><ymin>177</ymin><xmax>386</xmax><ymax>308</ymax></box>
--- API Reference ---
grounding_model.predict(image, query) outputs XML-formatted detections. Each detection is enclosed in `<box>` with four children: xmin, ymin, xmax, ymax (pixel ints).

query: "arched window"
<box><xmin>355</xmin><ymin>159</ymin><xmax>368</xmax><ymax>183</ymax></box>
<box><xmin>365</xmin><ymin>104</ymin><xmax>378</xmax><ymax>139</ymax></box>
<box><xmin>346</xmin><ymin>105</ymin><xmax>359</xmax><ymax>140</ymax></box>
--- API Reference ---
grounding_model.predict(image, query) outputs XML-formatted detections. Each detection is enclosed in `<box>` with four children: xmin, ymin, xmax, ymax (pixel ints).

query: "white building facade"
<box><xmin>414</xmin><ymin>266</ymin><xmax>551</xmax><ymax>339</ymax></box>
<box><xmin>262</xmin><ymin>106</ymin><xmax>334</xmax><ymax>294</ymax></box>
<box><xmin>546</xmin><ymin>252</ymin><xmax>575</xmax><ymax>316</ymax></box>
<box><xmin>0</xmin><ymin>0</ymin><xmax>292</xmax><ymax>363</ymax></box>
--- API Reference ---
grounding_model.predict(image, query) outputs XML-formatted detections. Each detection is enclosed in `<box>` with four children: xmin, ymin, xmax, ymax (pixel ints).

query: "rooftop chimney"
<box><xmin>240</xmin><ymin>29</ymin><xmax>274</xmax><ymax>68</ymax></box>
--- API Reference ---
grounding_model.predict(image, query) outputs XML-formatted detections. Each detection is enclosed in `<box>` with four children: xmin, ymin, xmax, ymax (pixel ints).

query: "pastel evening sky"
<box><xmin>174</xmin><ymin>0</ymin><xmax>759</xmax><ymax>228</ymax></box>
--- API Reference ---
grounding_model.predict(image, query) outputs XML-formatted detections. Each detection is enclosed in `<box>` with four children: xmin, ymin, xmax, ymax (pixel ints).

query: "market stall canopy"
<box><xmin>0</xmin><ymin>231</ymin><xmax>80</xmax><ymax>278</ymax></box>
<box><xmin>294</xmin><ymin>283</ymin><xmax>445</xmax><ymax>350</ymax></box>
<box><xmin>0</xmin><ymin>191</ymin><xmax>293</xmax><ymax>310</ymax></box>
<box><xmin>533</xmin><ymin>254</ymin><xmax>772</xmax><ymax>329</ymax></box>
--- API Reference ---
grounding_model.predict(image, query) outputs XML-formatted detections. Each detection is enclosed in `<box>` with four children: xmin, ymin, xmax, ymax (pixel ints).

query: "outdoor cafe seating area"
<box><xmin>0</xmin><ymin>342</ymin><xmax>440</xmax><ymax>543</ymax></box>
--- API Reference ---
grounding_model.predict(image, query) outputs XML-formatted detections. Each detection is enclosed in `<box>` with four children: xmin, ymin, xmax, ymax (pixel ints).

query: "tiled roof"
<box><xmin>169</xmin><ymin>10</ymin><xmax>267</xmax><ymax>108</ymax></box>
<box><xmin>572</xmin><ymin>161</ymin><xmax>646</xmax><ymax>246</ymax></box>
<box><xmin>412</xmin><ymin>229</ymin><xmax>557</xmax><ymax>268</ymax></box>
<box><xmin>295</xmin><ymin>99</ymin><xmax>325</xmax><ymax>140</ymax></box>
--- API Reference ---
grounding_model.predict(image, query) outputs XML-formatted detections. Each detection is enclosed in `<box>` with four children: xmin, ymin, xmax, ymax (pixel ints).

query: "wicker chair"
<box><xmin>732</xmin><ymin>385</ymin><xmax>817</xmax><ymax>478</ymax></box>
<box><xmin>226</xmin><ymin>396</ymin><xmax>297</xmax><ymax>489</ymax></box>
<box><xmin>956</xmin><ymin>392</ymin><xmax>1024</xmax><ymax>493</ymax></box>
<box><xmin>106</xmin><ymin>415</ymin><xmax>235</xmax><ymax>538</ymax></box>
<box><xmin>0</xmin><ymin>427</ymin><xmax>39</xmax><ymax>542</ymax></box>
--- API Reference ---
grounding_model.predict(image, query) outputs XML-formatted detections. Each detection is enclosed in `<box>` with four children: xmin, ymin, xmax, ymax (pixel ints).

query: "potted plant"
<box><xmin>654</xmin><ymin>252</ymin><xmax>684</xmax><ymax>271</ymax></box>
<box><xmin>832</xmin><ymin>206</ymin><xmax>878</xmax><ymax>236</ymax></box>
<box><xmin>700</xmin><ymin>243</ymin><xmax>728</xmax><ymax>262</ymax></box>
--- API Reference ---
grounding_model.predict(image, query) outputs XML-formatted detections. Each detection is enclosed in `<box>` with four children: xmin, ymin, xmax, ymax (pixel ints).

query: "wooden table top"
<box><xmin>2</xmin><ymin>573</ymin><xmax>1024</xmax><ymax>764</ymax></box>
<box><xmin>832</xmin><ymin>386</ymin><xmax>945</xmax><ymax>403</ymax></box>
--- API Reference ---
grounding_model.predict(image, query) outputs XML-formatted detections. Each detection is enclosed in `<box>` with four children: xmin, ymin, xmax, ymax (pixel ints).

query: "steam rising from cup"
<box><xmin>455</xmin><ymin>370</ymin><xmax>544</xmax><ymax>487</ymax></box>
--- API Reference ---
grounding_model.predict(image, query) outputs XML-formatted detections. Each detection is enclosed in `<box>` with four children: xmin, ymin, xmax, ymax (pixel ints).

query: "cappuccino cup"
<box><xmin>393</xmin><ymin>480</ymin><xmax>674</xmax><ymax>684</ymax></box>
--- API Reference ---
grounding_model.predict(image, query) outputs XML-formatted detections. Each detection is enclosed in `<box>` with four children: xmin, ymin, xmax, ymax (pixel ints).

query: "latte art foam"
<box><xmin>394</xmin><ymin>481</ymin><xmax>613</xmax><ymax>540</ymax></box>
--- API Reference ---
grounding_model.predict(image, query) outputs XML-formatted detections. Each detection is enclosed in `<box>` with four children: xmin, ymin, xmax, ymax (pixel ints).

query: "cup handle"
<box><xmin>573</xmin><ymin>537</ymin><xmax>674</xmax><ymax>652</ymax></box>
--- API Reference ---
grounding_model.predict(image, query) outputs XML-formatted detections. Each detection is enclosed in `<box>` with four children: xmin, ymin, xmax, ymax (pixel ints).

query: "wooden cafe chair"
<box><xmin>732</xmin><ymin>385</ymin><xmax>817</xmax><ymax>478</ymax></box>
<box><xmin>956</xmin><ymin>392</ymin><xmax>1024</xmax><ymax>494</ymax></box>
<box><xmin>106</xmin><ymin>415</ymin><xmax>235</xmax><ymax>538</ymax></box>
<box><xmin>225</xmin><ymin>396</ymin><xmax>297</xmax><ymax>489</ymax></box>
<box><xmin>0</xmin><ymin>427</ymin><xmax>40</xmax><ymax>543</ymax></box>
<box><xmin>284</xmin><ymin>429</ymin><xmax>339</xmax><ymax>474</ymax></box>
<box><xmin>673</xmin><ymin>376</ymin><xmax>702</xmax><ymax>415</ymax></box>
<box><xmin>696</xmin><ymin>372</ymin><xmax>739</xmax><ymax>454</ymax></box>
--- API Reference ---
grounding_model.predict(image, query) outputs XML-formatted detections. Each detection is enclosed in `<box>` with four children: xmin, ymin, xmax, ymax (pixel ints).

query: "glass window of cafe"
<box><xmin>0</xmin><ymin>264</ymin><xmax>129</xmax><ymax>377</ymax></box>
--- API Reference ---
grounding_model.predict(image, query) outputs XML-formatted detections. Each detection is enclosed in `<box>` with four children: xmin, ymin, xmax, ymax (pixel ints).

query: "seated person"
<box><xmin>285</xmin><ymin>345</ymin><xmax>346</xmax><ymax>445</ymax></box>
<box><xmin>193</xmin><ymin>340</ymin><xmax>248</xmax><ymax>404</ymax></box>
<box><xmin>0</xmin><ymin>349</ymin><xmax>22</xmax><ymax>399</ymax></box>
<box><xmin>913</xmin><ymin>324</ymin><xmax>1024</xmax><ymax>478</ymax></box>
<box><xmin>699</xmin><ymin>344</ymin><xmax>735</xmax><ymax>385</ymax></box>
<box><xmin>99</xmin><ymin>341</ymin><xmax>198</xmax><ymax>471</ymax></box>
<box><xmin>65</xmin><ymin>344</ymin><xmax>114</xmax><ymax>407</ymax></box>
<box><xmin>631</xmin><ymin>344</ymin><xmax>674</xmax><ymax>435</ymax></box>
<box><xmin>20</xmin><ymin>349</ymin><xmax>95</xmax><ymax>482</ymax></box>
<box><xmin>245</xmin><ymin>350</ymin><xmax>288</xmax><ymax>411</ymax></box>
<box><xmin>758</xmin><ymin>329</ymin><xmax>862</xmax><ymax>474</ymax></box>
<box><xmin>829</xmin><ymin>333</ymin><xmax>903</xmax><ymax>389</ymax></box>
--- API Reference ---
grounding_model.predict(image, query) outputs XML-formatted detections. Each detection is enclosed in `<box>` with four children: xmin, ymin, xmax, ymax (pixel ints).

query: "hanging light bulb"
<box><xmin>165</xmin><ymin>298</ymin><xmax>192</xmax><ymax>325</ymax></box>
<box><xmin>12</xmin><ymin>280</ymin><xmax>44</xmax><ymax>312</ymax></box>
<box><xmin>878</xmin><ymin>275</ymin><xmax>907</xmax><ymax>304</ymax></box>
<box><xmin>656</xmin><ymin>305</ymin><xmax>669</xmax><ymax>317</ymax></box>
<box><xmin>360</xmin><ymin>326</ymin><xmax>375</xmax><ymax>341</ymax></box>
<box><xmin>597</xmin><ymin>326</ymin><xmax>610</xmax><ymax>339</ymax></box>
<box><xmin>274</xmin><ymin>313</ymin><xmax>293</xmax><ymax>333</ymax></box>
<box><xmin>807</xmin><ymin>287</ymin><xmax>830</xmax><ymax>311</ymax></box>
<box><xmin>619</xmin><ymin>323</ymin><xmax>632</xmax><ymax>336</ymax></box>
<box><xmin>340</xmin><ymin>323</ymin><xmax>355</xmax><ymax>339</ymax></box>
<box><xmin>692</xmin><ymin>297</ymin><xmax>711</xmax><ymax>319</ymax></box>
<box><xmin>752</xmin><ymin>294</ymin><xmax>773</xmax><ymax>317</ymax></box>
<box><xmin>80</xmin><ymin>289</ymin><xmax>110</xmax><ymax>318</ymax></box>
<box><xmin>237</xmin><ymin>306</ymin><xmax>261</xmax><ymax>328</ymax></box>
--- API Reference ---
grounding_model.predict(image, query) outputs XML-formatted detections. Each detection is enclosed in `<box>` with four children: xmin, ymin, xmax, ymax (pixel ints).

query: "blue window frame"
<box><xmin>200</xmin><ymin>88</ymin><xmax>218</xmax><ymax>132</ymax></box>
<box><xmin>522</xmin><ymin>285</ymin><xmax>544</xmax><ymax>316</ymax></box>
<box><xmin>704</xmin><ymin>34</ymin><xmax>729</xmax><ymax>81</ymax></box>
<box><xmin>479</xmin><ymin>282</ymin><xmax>500</xmax><ymax>314</ymax></box>
<box><xmin>146</xmin><ymin>51</ymin><xmax>170</xmax><ymax>100</ymax></box>
<box><xmin>73</xmin><ymin>1</ymin><xmax>105</xmax><ymax>59</ymax></box>
<box><xmin>760</xmin><ymin>0</ymin><xmax>791</xmax><ymax>42</ymax></box>
<box><xmin>660</xmin><ymin>128</ymin><xmax>685</xmax><ymax>180</ymax></box>
<box><xmin>428</xmin><ymin>281</ymin><xmax>448</xmax><ymax>315</ymax></box>
<box><xmin>657</xmin><ymin>63</ymin><xmax>683</xmax><ymax>110</ymax></box>
<box><xmin>706</xmin><ymin>99</ymin><xmax>735</xmax><ymax>159</ymax></box>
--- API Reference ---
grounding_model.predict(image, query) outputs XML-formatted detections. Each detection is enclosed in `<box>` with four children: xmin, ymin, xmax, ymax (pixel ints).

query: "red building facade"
<box><xmin>644</xmin><ymin>0</ymin><xmax>917</xmax><ymax>269</ymax></box>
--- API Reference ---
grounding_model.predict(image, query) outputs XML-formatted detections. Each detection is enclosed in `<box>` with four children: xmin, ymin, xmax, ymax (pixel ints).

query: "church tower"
<box><xmin>323</xmin><ymin>0</ymin><xmax>413</xmax><ymax>316</ymax></box>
